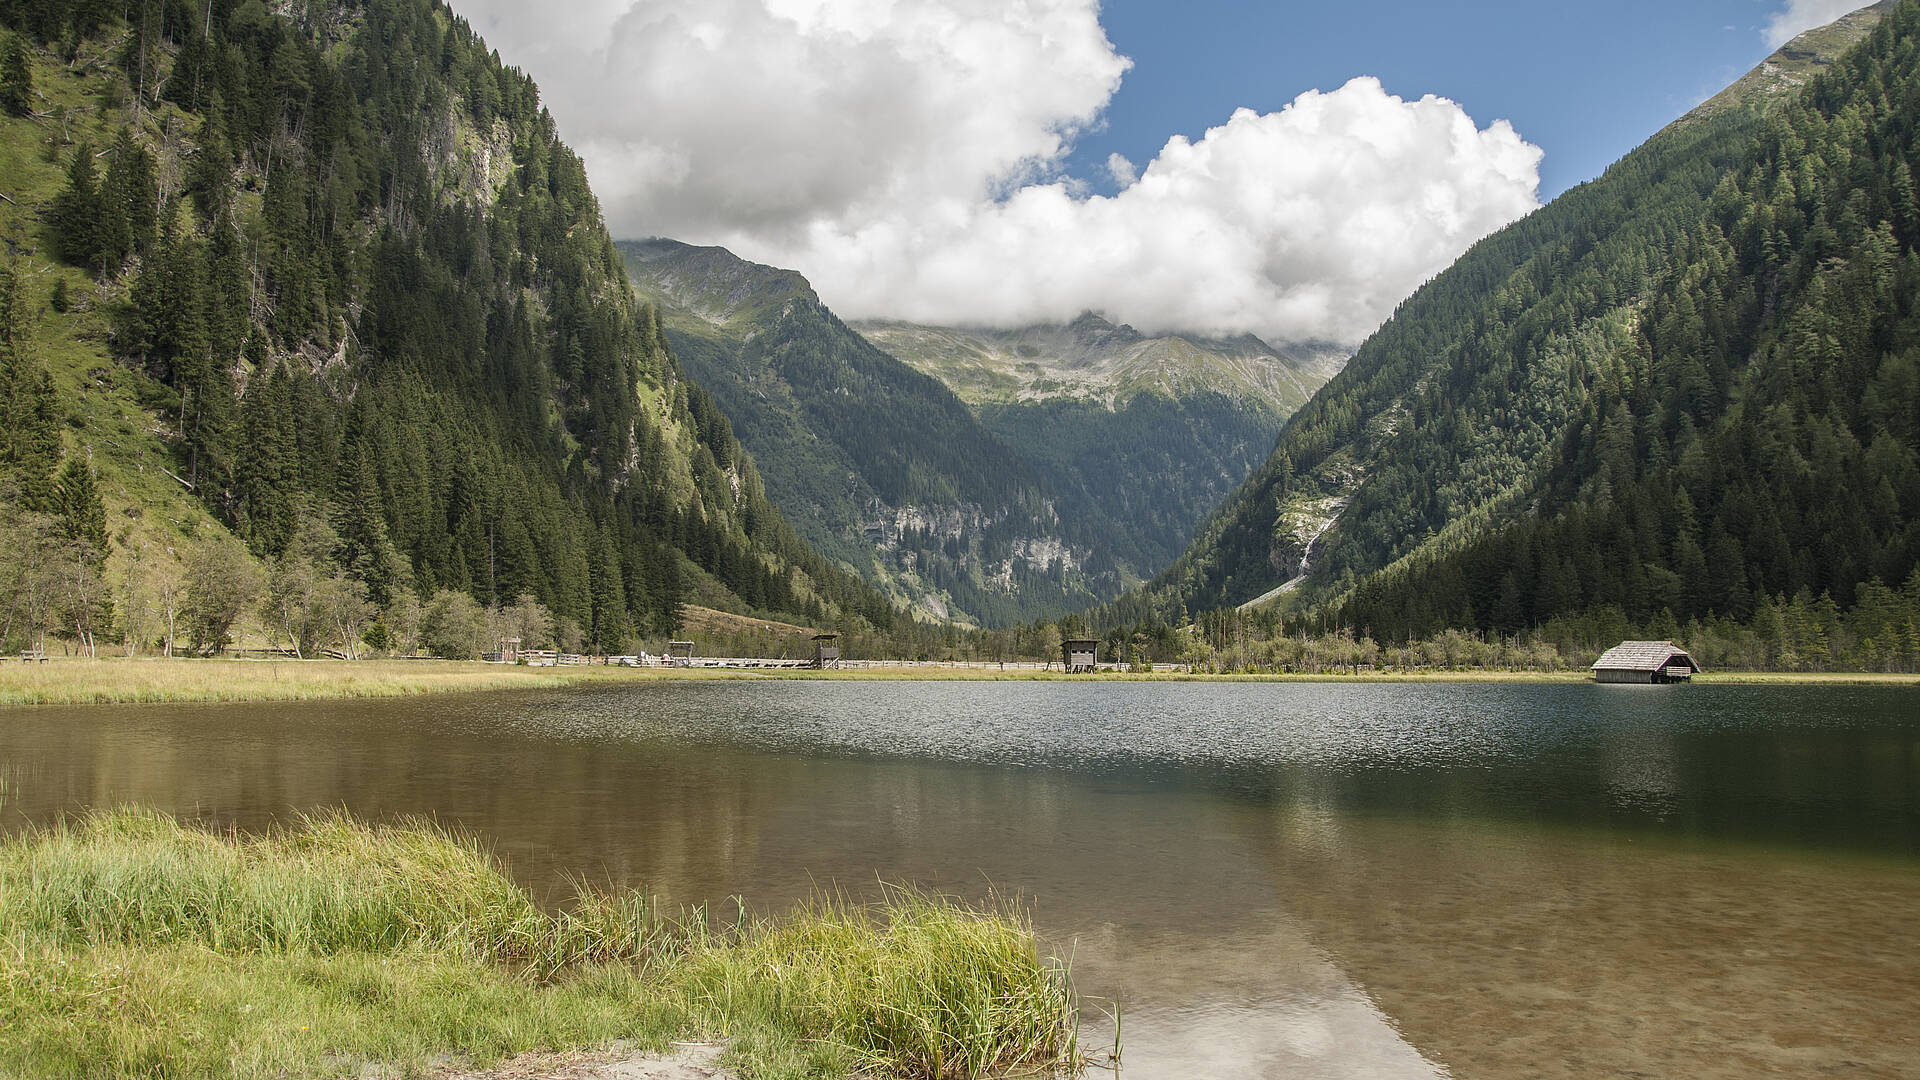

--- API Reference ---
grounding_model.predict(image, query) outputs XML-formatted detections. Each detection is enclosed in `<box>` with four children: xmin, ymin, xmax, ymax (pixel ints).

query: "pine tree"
<box><xmin>0</xmin><ymin>263</ymin><xmax>59</xmax><ymax>511</ymax></box>
<box><xmin>238</xmin><ymin>352</ymin><xmax>296</xmax><ymax>556</ymax></box>
<box><xmin>588</xmin><ymin>528</ymin><xmax>627</xmax><ymax>652</ymax></box>
<box><xmin>331</xmin><ymin>437</ymin><xmax>399</xmax><ymax>608</ymax></box>
<box><xmin>54</xmin><ymin>456</ymin><xmax>109</xmax><ymax>564</ymax></box>
<box><xmin>649</xmin><ymin>548</ymin><xmax>685</xmax><ymax>638</ymax></box>
<box><xmin>51</xmin><ymin>140</ymin><xmax>101</xmax><ymax>272</ymax></box>
<box><xmin>0</xmin><ymin>32</ymin><xmax>31</xmax><ymax>117</ymax></box>
<box><xmin>100</xmin><ymin>128</ymin><xmax>157</xmax><ymax>264</ymax></box>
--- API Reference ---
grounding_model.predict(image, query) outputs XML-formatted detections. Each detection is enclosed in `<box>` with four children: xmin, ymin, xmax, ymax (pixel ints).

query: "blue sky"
<box><xmin>1071</xmin><ymin>0</ymin><xmax>1808</xmax><ymax>200</ymax></box>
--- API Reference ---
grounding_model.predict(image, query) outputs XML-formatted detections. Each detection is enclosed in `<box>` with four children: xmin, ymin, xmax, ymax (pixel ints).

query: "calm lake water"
<box><xmin>3</xmin><ymin>680</ymin><xmax>1918</xmax><ymax>1078</ymax></box>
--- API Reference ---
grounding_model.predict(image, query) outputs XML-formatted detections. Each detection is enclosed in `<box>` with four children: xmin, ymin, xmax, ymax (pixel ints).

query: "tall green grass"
<box><xmin>680</xmin><ymin>888</ymin><xmax>1081</xmax><ymax>1079</ymax></box>
<box><xmin>0</xmin><ymin>809</ymin><xmax>1088</xmax><ymax>1079</ymax></box>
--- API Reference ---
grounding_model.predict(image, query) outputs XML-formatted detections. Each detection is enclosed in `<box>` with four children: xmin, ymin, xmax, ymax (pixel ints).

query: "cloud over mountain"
<box><xmin>1764</xmin><ymin>0</ymin><xmax>1873</xmax><ymax>46</ymax></box>
<box><xmin>454</xmin><ymin>0</ymin><xmax>1541</xmax><ymax>345</ymax></box>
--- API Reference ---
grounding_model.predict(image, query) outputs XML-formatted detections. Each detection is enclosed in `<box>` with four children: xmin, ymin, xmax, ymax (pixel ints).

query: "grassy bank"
<box><xmin>1689</xmin><ymin>671</ymin><xmax>1920</xmax><ymax>686</ymax></box>
<box><xmin>3</xmin><ymin>657</ymin><xmax>1916</xmax><ymax>705</ymax></box>
<box><xmin>0</xmin><ymin>659</ymin><xmax>752</xmax><ymax>706</ymax></box>
<box><xmin>0</xmin><ymin>808</ymin><xmax>1084</xmax><ymax>1080</ymax></box>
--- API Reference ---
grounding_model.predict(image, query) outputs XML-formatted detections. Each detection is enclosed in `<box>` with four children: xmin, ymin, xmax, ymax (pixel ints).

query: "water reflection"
<box><xmin>1</xmin><ymin>681</ymin><xmax>1917</xmax><ymax>1078</ymax></box>
<box><xmin>1601</xmin><ymin>728</ymin><xmax>1683</xmax><ymax>816</ymax></box>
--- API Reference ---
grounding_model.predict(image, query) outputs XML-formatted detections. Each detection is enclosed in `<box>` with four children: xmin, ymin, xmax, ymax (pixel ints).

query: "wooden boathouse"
<box><xmin>1591</xmin><ymin>641</ymin><xmax>1700</xmax><ymax>683</ymax></box>
<box><xmin>1061</xmin><ymin>638</ymin><xmax>1099</xmax><ymax>674</ymax></box>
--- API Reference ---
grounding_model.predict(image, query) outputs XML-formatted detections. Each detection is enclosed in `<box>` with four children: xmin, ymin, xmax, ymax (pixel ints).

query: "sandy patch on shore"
<box><xmin>437</xmin><ymin>1043</ymin><xmax>732</xmax><ymax>1080</ymax></box>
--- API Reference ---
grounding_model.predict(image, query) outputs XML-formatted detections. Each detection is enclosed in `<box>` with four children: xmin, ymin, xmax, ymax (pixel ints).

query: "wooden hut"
<box><xmin>1591</xmin><ymin>641</ymin><xmax>1700</xmax><ymax>683</ymax></box>
<box><xmin>667</xmin><ymin>641</ymin><xmax>696</xmax><ymax>666</ymax></box>
<box><xmin>1061</xmin><ymin>638</ymin><xmax>1099</xmax><ymax>674</ymax></box>
<box><xmin>812</xmin><ymin>633</ymin><xmax>841</xmax><ymax>669</ymax></box>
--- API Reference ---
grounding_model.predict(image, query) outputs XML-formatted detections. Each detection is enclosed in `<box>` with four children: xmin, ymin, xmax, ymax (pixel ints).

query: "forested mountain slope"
<box><xmin>855</xmin><ymin>316</ymin><xmax>1345</xmax><ymax>589</ymax></box>
<box><xmin>1338</xmin><ymin>2</ymin><xmax>1920</xmax><ymax>641</ymax></box>
<box><xmin>622</xmin><ymin>240</ymin><xmax>1176</xmax><ymax>625</ymax></box>
<box><xmin>0</xmin><ymin>0</ymin><xmax>895</xmax><ymax>658</ymax></box>
<box><xmin>1109</xmin><ymin>0</ymin><xmax>1916</xmax><ymax>639</ymax></box>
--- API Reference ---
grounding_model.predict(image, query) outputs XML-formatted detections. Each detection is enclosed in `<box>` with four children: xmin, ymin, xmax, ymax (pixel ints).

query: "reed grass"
<box><xmin>3</xmin><ymin>654</ymin><xmax>1777</xmax><ymax>707</ymax></box>
<box><xmin>0</xmin><ymin>659</ymin><xmax>737</xmax><ymax>706</ymax></box>
<box><xmin>0</xmin><ymin>809</ymin><xmax>1086</xmax><ymax>1079</ymax></box>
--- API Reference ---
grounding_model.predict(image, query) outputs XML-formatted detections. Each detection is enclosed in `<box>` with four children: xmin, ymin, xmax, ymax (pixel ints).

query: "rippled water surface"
<box><xmin>4</xmin><ymin>680</ymin><xmax>1918</xmax><ymax>1078</ymax></box>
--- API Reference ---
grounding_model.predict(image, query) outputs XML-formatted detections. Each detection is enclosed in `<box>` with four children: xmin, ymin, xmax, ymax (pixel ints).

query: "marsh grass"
<box><xmin>9</xmin><ymin>658</ymin><xmax>1906</xmax><ymax>707</ymax></box>
<box><xmin>0</xmin><ymin>659</ymin><xmax>740</xmax><ymax>706</ymax></box>
<box><xmin>0</xmin><ymin>809</ymin><xmax>1086</xmax><ymax>1079</ymax></box>
<box><xmin>682</xmin><ymin>887</ymin><xmax>1081</xmax><ymax>1079</ymax></box>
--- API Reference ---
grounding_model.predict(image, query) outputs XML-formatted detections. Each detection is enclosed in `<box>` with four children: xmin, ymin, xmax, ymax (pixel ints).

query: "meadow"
<box><xmin>1</xmin><ymin>656</ymin><xmax>1911</xmax><ymax>706</ymax></box>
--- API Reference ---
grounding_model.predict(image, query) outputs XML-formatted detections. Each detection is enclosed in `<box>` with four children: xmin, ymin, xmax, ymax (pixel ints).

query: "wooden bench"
<box><xmin>20</xmin><ymin>649</ymin><xmax>47</xmax><ymax>663</ymax></box>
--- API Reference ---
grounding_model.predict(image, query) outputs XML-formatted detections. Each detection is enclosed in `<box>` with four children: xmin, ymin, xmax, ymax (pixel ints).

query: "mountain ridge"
<box><xmin>853</xmin><ymin>315</ymin><xmax>1344</xmax><ymax>416</ymax></box>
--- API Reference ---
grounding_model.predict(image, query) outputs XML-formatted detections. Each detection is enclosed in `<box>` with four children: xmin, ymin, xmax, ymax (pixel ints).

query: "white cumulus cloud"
<box><xmin>1764</xmin><ymin>0</ymin><xmax>1874</xmax><ymax>47</ymax></box>
<box><xmin>451</xmin><ymin>0</ymin><xmax>1542</xmax><ymax>345</ymax></box>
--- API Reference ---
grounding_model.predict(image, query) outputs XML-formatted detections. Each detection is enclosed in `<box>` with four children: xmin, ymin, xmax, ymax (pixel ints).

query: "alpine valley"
<box><xmin>0</xmin><ymin>0</ymin><xmax>1916</xmax><ymax>669</ymax></box>
<box><xmin>622</xmin><ymin>237</ymin><xmax>1342</xmax><ymax>625</ymax></box>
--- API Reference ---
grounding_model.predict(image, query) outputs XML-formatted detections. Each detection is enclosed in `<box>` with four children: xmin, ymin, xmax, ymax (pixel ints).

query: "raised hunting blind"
<box><xmin>812</xmin><ymin>633</ymin><xmax>840</xmax><ymax>669</ymax></box>
<box><xmin>1061</xmin><ymin>639</ymin><xmax>1099</xmax><ymax>674</ymax></box>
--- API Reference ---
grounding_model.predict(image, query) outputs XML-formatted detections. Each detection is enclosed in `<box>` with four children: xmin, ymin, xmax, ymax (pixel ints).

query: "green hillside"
<box><xmin>1108</xmin><ymin>0</ymin><xmax>1917</xmax><ymax>646</ymax></box>
<box><xmin>0</xmin><ymin>0</ymin><xmax>895</xmax><ymax>659</ymax></box>
<box><xmin>624</xmin><ymin>240</ymin><xmax>1151</xmax><ymax>626</ymax></box>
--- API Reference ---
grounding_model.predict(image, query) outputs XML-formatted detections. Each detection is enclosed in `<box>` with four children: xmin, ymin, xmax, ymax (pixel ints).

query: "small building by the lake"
<box><xmin>667</xmin><ymin>641</ymin><xmax>696</xmax><ymax>666</ymax></box>
<box><xmin>812</xmin><ymin>633</ymin><xmax>840</xmax><ymax>669</ymax></box>
<box><xmin>1062</xmin><ymin>638</ymin><xmax>1099</xmax><ymax>674</ymax></box>
<box><xmin>1591</xmin><ymin>640</ymin><xmax>1700</xmax><ymax>683</ymax></box>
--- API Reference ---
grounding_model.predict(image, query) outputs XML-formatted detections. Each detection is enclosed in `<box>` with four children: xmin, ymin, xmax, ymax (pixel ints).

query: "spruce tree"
<box><xmin>54</xmin><ymin>456</ymin><xmax>108</xmax><ymax>563</ymax></box>
<box><xmin>51</xmin><ymin>140</ymin><xmax>101</xmax><ymax>272</ymax></box>
<box><xmin>331</xmin><ymin>437</ymin><xmax>398</xmax><ymax>608</ymax></box>
<box><xmin>588</xmin><ymin>529</ymin><xmax>627</xmax><ymax>652</ymax></box>
<box><xmin>0</xmin><ymin>263</ymin><xmax>59</xmax><ymax>511</ymax></box>
<box><xmin>0</xmin><ymin>32</ymin><xmax>31</xmax><ymax>117</ymax></box>
<box><xmin>239</xmin><ymin>350</ymin><xmax>296</xmax><ymax>557</ymax></box>
<box><xmin>101</xmin><ymin>128</ymin><xmax>157</xmax><ymax>263</ymax></box>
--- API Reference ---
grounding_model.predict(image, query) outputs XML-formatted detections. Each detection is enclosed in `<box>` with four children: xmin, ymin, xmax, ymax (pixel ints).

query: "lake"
<box><xmin>3</xmin><ymin>680</ymin><xmax>1917</xmax><ymax>1078</ymax></box>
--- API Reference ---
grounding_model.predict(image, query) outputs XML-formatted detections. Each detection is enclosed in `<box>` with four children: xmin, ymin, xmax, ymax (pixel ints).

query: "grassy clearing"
<box><xmin>0</xmin><ymin>659</ymin><xmax>761</xmax><ymax>705</ymax></box>
<box><xmin>1689</xmin><ymin>671</ymin><xmax>1920</xmax><ymax>686</ymax></box>
<box><xmin>0</xmin><ymin>658</ymin><xmax>1598</xmax><ymax>704</ymax></box>
<box><xmin>4</xmin><ymin>657</ymin><xmax>1914</xmax><ymax>706</ymax></box>
<box><xmin>0</xmin><ymin>808</ymin><xmax>1085</xmax><ymax>1080</ymax></box>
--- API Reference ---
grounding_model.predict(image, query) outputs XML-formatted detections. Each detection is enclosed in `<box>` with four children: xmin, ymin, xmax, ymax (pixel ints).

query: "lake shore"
<box><xmin>0</xmin><ymin>807</ymin><xmax>1082</xmax><ymax>1080</ymax></box>
<box><xmin>0</xmin><ymin>658</ymin><xmax>728</xmax><ymax>705</ymax></box>
<box><xmin>1</xmin><ymin>657</ymin><xmax>1914</xmax><ymax>705</ymax></box>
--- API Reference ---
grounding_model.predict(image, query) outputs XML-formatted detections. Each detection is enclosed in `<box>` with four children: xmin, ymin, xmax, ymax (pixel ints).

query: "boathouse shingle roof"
<box><xmin>1591</xmin><ymin>640</ymin><xmax>1700</xmax><ymax>672</ymax></box>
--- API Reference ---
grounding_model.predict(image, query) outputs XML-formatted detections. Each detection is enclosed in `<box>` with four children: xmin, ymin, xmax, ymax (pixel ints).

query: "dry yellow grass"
<box><xmin>3</xmin><ymin>656</ymin><xmax>1910</xmax><ymax>706</ymax></box>
<box><xmin>0</xmin><ymin>658</ymin><xmax>723</xmax><ymax>705</ymax></box>
<box><xmin>1690</xmin><ymin>671</ymin><xmax>1920</xmax><ymax>686</ymax></box>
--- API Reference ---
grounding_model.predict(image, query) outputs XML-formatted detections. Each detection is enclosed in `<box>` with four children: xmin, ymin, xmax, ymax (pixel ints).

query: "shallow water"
<box><xmin>3</xmin><ymin>680</ymin><xmax>1918</xmax><ymax>1077</ymax></box>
